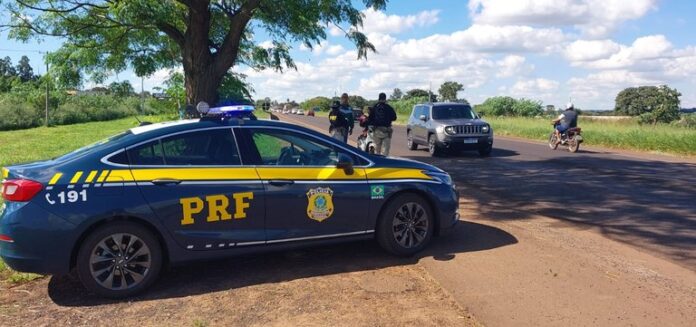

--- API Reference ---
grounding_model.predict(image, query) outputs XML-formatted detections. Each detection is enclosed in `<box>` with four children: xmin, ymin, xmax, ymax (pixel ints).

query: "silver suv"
<box><xmin>406</xmin><ymin>103</ymin><xmax>493</xmax><ymax>156</ymax></box>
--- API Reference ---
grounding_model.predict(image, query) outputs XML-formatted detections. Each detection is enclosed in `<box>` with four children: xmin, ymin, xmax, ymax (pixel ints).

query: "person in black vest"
<box><xmin>328</xmin><ymin>100</ymin><xmax>350</xmax><ymax>142</ymax></box>
<box><xmin>367</xmin><ymin>92</ymin><xmax>397</xmax><ymax>156</ymax></box>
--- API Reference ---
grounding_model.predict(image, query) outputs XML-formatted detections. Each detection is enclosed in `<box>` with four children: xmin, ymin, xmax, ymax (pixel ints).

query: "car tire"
<box><xmin>407</xmin><ymin>131</ymin><xmax>418</xmax><ymax>150</ymax></box>
<box><xmin>76</xmin><ymin>221</ymin><xmax>163</xmax><ymax>298</ymax></box>
<box><xmin>376</xmin><ymin>193</ymin><xmax>434</xmax><ymax>256</ymax></box>
<box><xmin>478</xmin><ymin>144</ymin><xmax>492</xmax><ymax>157</ymax></box>
<box><xmin>428</xmin><ymin>135</ymin><xmax>442</xmax><ymax>156</ymax></box>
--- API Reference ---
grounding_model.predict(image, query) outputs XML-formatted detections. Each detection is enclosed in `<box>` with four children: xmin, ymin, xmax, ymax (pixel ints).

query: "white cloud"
<box><xmin>564</xmin><ymin>39</ymin><xmax>621</xmax><ymax>62</ymax></box>
<box><xmin>468</xmin><ymin>0</ymin><xmax>657</xmax><ymax>37</ymax></box>
<box><xmin>361</xmin><ymin>8</ymin><xmax>440</xmax><ymax>34</ymax></box>
<box><xmin>510</xmin><ymin>78</ymin><xmax>559</xmax><ymax>97</ymax></box>
<box><xmin>496</xmin><ymin>55</ymin><xmax>534</xmax><ymax>77</ymax></box>
<box><xmin>325</xmin><ymin>44</ymin><xmax>345</xmax><ymax>56</ymax></box>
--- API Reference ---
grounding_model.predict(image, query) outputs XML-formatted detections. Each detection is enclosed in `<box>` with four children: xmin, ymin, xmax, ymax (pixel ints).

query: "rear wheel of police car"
<box><xmin>76</xmin><ymin>222</ymin><xmax>163</xmax><ymax>298</ymax></box>
<box><xmin>377</xmin><ymin>193</ymin><xmax>434</xmax><ymax>256</ymax></box>
<box><xmin>407</xmin><ymin>131</ymin><xmax>418</xmax><ymax>150</ymax></box>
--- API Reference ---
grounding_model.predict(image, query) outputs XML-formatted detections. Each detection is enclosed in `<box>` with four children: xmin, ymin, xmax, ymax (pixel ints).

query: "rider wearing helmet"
<box><xmin>552</xmin><ymin>103</ymin><xmax>578</xmax><ymax>144</ymax></box>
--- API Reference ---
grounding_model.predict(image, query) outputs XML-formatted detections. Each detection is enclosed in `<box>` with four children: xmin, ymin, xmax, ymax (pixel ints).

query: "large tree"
<box><xmin>615</xmin><ymin>85</ymin><xmax>681</xmax><ymax>124</ymax></box>
<box><xmin>16</xmin><ymin>55</ymin><xmax>34</xmax><ymax>82</ymax></box>
<box><xmin>438</xmin><ymin>81</ymin><xmax>463</xmax><ymax>102</ymax></box>
<box><xmin>3</xmin><ymin>0</ymin><xmax>386</xmax><ymax>107</ymax></box>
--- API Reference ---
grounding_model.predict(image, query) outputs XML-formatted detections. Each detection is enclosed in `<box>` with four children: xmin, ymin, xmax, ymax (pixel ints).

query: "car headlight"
<box><xmin>482</xmin><ymin>125</ymin><xmax>490</xmax><ymax>133</ymax></box>
<box><xmin>444</xmin><ymin>126</ymin><xmax>455</xmax><ymax>135</ymax></box>
<box><xmin>424</xmin><ymin>171</ymin><xmax>453</xmax><ymax>186</ymax></box>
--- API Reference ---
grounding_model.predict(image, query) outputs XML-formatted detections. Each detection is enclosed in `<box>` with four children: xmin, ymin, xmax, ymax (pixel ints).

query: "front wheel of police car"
<box><xmin>76</xmin><ymin>222</ymin><xmax>163</xmax><ymax>298</ymax></box>
<box><xmin>377</xmin><ymin>193</ymin><xmax>434</xmax><ymax>256</ymax></box>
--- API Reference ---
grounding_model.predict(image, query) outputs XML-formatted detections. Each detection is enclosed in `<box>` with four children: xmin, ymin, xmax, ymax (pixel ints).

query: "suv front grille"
<box><xmin>452</xmin><ymin>125</ymin><xmax>483</xmax><ymax>135</ymax></box>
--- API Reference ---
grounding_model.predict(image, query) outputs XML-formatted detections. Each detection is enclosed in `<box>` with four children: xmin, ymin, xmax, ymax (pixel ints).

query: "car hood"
<box><xmin>433</xmin><ymin>118</ymin><xmax>488</xmax><ymax>126</ymax></box>
<box><xmin>373</xmin><ymin>156</ymin><xmax>446</xmax><ymax>174</ymax></box>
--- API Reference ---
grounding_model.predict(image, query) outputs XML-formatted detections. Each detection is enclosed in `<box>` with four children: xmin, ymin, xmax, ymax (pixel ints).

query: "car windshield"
<box><xmin>54</xmin><ymin>131</ymin><xmax>132</xmax><ymax>161</ymax></box>
<box><xmin>432</xmin><ymin>105</ymin><xmax>476</xmax><ymax>120</ymax></box>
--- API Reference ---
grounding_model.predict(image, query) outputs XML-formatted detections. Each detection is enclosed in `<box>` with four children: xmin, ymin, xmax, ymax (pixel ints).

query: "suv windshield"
<box><xmin>432</xmin><ymin>105</ymin><xmax>476</xmax><ymax>120</ymax></box>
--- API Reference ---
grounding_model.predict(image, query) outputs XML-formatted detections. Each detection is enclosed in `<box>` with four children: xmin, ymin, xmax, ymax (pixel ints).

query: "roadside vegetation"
<box><xmin>485</xmin><ymin>116</ymin><xmax>696</xmax><ymax>156</ymax></box>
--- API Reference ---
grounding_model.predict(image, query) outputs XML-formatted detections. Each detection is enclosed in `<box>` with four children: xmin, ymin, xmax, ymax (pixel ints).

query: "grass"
<box><xmin>483</xmin><ymin>116</ymin><xmax>696</xmax><ymax>156</ymax></box>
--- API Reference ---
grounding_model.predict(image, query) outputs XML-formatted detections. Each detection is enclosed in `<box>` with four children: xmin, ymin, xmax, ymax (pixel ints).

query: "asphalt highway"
<box><xmin>276</xmin><ymin>112</ymin><xmax>696</xmax><ymax>326</ymax></box>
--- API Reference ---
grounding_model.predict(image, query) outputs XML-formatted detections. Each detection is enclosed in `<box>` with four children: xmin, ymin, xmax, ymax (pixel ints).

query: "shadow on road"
<box><xmin>407</xmin><ymin>153</ymin><xmax>696</xmax><ymax>269</ymax></box>
<box><xmin>46</xmin><ymin>221</ymin><xmax>516</xmax><ymax>306</ymax></box>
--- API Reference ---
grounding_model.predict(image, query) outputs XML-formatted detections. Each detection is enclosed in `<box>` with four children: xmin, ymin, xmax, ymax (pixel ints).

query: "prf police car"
<box><xmin>0</xmin><ymin>104</ymin><xmax>458</xmax><ymax>298</ymax></box>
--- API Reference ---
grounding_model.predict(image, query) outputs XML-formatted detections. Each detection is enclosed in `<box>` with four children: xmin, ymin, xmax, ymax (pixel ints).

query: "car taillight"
<box><xmin>1</xmin><ymin>179</ymin><xmax>43</xmax><ymax>202</ymax></box>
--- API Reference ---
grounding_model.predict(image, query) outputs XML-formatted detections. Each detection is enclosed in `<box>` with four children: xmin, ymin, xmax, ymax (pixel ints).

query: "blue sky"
<box><xmin>2</xmin><ymin>0</ymin><xmax>696</xmax><ymax>109</ymax></box>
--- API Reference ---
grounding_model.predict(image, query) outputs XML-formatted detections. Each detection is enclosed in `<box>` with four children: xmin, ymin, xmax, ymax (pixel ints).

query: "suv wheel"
<box><xmin>376</xmin><ymin>193</ymin><xmax>434</xmax><ymax>256</ymax></box>
<box><xmin>407</xmin><ymin>131</ymin><xmax>417</xmax><ymax>150</ymax></box>
<box><xmin>428</xmin><ymin>135</ymin><xmax>442</xmax><ymax>156</ymax></box>
<box><xmin>76</xmin><ymin>221</ymin><xmax>163</xmax><ymax>298</ymax></box>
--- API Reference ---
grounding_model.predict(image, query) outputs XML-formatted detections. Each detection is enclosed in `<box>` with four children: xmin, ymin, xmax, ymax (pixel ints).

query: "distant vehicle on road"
<box><xmin>406</xmin><ymin>103</ymin><xmax>493</xmax><ymax>157</ymax></box>
<box><xmin>307</xmin><ymin>108</ymin><xmax>316</xmax><ymax>117</ymax></box>
<box><xmin>297</xmin><ymin>109</ymin><xmax>305</xmax><ymax>115</ymax></box>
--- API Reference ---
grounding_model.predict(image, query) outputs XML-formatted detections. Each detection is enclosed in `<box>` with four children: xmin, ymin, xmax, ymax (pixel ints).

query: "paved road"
<box><xmin>276</xmin><ymin>113</ymin><xmax>696</xmax><ymax>326</ymax></box>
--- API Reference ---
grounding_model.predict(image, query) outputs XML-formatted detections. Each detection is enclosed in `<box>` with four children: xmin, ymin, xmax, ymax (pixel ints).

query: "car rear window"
<box><xmin>127</xmin><ymin>129</ymin><xmax>241</xmax><ymax>166</ymax></box>
<box><xmin>432</xmin><ymin>105</ymin><xmax>476</xmax><ymax>120</ymax></box>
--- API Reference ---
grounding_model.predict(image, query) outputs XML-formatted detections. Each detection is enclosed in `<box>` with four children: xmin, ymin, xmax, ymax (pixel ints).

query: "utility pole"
<box><xmin>45</xmin><ymin>60</ymin><xmax>49</xmax><ymax>126</ymax></box>
<box><xmin>140</xmin><ymin>75</ymin><xmax>144</xmax><ymax>114</ymax></box>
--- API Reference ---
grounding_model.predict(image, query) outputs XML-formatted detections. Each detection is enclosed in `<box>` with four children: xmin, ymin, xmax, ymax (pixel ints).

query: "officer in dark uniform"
<box><xmin>367</xmin><ymin>92</ymin><xmax>397</xmax><ymax>156</ymax></box>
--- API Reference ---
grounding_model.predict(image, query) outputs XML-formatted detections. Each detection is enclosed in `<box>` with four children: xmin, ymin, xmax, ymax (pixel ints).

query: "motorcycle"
<box><xmin>549</xmin><ymin>123</ymin><xmax>583</xmax><ymax>153</ymax></box>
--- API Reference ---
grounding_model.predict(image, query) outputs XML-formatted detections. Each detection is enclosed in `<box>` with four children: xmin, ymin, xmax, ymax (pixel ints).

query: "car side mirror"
<box><xmin>419</xmin><ymin>115</ymin><xmax>427</xmax><ymax>121</ymax></box>
<box><xmin>336</xmin><ymin>153</ymin><xmax>354</xmax><ymax>175</ymax></box>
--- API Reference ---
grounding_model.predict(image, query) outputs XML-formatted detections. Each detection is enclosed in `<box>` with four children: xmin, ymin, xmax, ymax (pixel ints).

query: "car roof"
<box><xmin>129</xmin><ymin>117</ymin><xmax>312</xmax><ymax>138</ymax></box>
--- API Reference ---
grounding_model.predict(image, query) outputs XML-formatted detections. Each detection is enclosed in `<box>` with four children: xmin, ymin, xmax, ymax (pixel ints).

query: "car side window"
<box><xmin>248</xmin><ymin>129</ymin><xmax>356</xmax><ymax>166</ymax></box>
<box><xmin>127</xmin><ymin>129</ymin><xmax>241</xmax><ymax>166</ymax></box>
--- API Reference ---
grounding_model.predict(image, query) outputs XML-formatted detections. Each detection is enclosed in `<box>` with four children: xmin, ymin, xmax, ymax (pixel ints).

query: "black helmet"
<box><xmin>331</xmin><ymin>100</ymin><xmax>340</xmax><ymax>109</ymax></box>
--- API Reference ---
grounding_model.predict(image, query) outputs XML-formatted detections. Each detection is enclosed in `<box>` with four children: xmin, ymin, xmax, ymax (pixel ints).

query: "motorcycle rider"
<box><xmin>552</xmin><ymin>103</ymin><xmax>578</xmax><ymax>144</ymax></box>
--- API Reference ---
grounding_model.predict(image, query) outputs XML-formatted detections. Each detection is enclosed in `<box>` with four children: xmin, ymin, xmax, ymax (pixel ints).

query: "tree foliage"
<box><xmin>475</xmin><ymin>96</ymin><xmax>542</xmax><ymax>117</ymax></box>
<box><xmin>3</xmin><ymin>0</ymin><xmax>387</xmax><ymax>106</ymax></box>
<box><xmin>108</xmin><ymin>80</ymin><xmax>135</xmax><ymax>97</ymax></box>
<box><xmin>438</xmin><ymin>81</ymin><xmax>463</xmax><ymax>102</ymax></box>
<box><xmin>614</xmin><ymin>85</ymin><xmax>681</xmax><ymax>124</ymax></box>
<box><xmin>389</xmin><ymin>88</ymin><xmax>402</xmax><ymax>100</ymax></box>
<box><xmin>404</xmin><ymin>88</ymin><xmax>436</xmax><ymax>102</ymax></box>
<box><xmin>301</xmin><ymin>96</ymin><xmax>332</xmax><ymax>111</ymax></box>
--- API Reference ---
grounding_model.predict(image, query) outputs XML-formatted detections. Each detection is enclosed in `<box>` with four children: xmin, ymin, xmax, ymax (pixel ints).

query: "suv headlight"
<box><xmin>482</xmin><ymin>125</ymin><xmax>490</xmax><ymax>133</ymax></box>
<box><xmin>424</xmin><ymin>171</ymin><xmax>453</xmax><ymax>186</ymax></box>
<box><xmin>444</xmin><ymin>126</ymin><xmax>455</xmax><ymax>135</ymax></box>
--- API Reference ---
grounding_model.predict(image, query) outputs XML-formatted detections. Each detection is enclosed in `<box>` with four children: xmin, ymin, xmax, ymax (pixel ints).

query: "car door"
<box><xmin>413</xmin><ymin>106</ymin><xmax>429</xmax><ymax>144</ymax></box>
<box><xmin>128</xmin><ymin>128</ymin><xmax>266</xmax><ymax>250</ymax></box>
<box><xmin>236</xmin><ymin>126</ymin><xmax>371</xmax><ymax>241</ymax></box>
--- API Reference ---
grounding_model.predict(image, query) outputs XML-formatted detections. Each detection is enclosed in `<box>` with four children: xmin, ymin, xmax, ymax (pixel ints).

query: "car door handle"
<box><xmin>268</xmin><ymin>179</ymin><xmax>295</xmax><ymax>186</ymax></box>
<box><xmin>151</xmin><ymin>178</ymin><xmax>182</xmax><ymax>186</ymax></box>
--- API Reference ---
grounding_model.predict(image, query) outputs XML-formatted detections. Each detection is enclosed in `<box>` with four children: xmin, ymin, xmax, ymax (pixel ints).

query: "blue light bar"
<box><xmin>208</xmin><ymin>105</ymin><xmax>255</xmax><ymax>115</ymax></box>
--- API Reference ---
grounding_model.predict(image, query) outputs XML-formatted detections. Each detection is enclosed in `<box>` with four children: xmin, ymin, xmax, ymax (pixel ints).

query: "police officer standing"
<box><xmin>329</xmin><ymin>93</ymin><xmax>354</xmax><ymax>143</ymax></box>
<box><xmin>367</xmin><ymin>92</ymin><xmax>397</xmax><ymax>156</ymax></box>
<box><xmin>328</xmin><ymin>100</ymin><xmax>349</xmax><ymax>142</ymax></box>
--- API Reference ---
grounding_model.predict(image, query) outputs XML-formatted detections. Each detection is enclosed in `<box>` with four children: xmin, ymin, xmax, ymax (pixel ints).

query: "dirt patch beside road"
<box><xmin>0</xmin><ymin>242</ymin><xmax>479</xmax><ymax>327</ymax></box>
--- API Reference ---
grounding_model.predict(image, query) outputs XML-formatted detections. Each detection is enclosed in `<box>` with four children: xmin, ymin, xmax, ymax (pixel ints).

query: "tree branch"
<box><xmin>156</xmin><ymin>22</ymin><xmax>185</xmax><ymax>47</ymax></box>
<box><xmin>213</xmin><ymin>0</ymin><xmax>261</xmax><ymax>74</ymax></box>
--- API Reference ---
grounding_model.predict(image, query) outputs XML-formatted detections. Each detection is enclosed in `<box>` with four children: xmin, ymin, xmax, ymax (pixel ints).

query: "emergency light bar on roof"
<box><xmin>207</xmin><ymin>105</ymin><xmax>255</xmax><ymax>115</ymax></box>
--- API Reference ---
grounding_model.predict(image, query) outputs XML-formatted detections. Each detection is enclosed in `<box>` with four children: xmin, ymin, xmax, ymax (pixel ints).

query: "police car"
<box><xmin>0</xmin><ymin>103</ymin><xmax>459</xmax><ymax>298</ymax></box>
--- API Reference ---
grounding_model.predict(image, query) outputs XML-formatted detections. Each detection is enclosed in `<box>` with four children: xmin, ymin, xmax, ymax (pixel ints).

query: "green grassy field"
<box><xmin>483</xmin><ymin>116</ymin><xmax>696</xmax><ymax>156</ymax></box>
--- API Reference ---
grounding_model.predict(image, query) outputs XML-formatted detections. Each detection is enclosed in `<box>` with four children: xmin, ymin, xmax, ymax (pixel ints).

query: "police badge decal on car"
<box><xmin>306</xmin><ymin>187</ymin><xmax>334</xmax><ymax>222</ymax></box>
